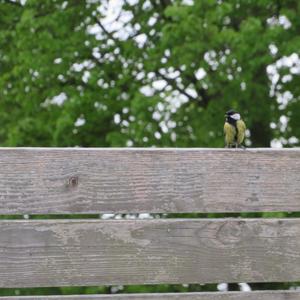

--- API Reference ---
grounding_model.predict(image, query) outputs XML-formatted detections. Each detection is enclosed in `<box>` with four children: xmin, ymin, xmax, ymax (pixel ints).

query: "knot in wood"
<box><xmin>68</xmin><ymin>176</ymin><xmax>78</xmax><ymax>188</ymax></box>
<box><xmin>217</xmin><ymin>221</ymin><xmax>244</xmax><ymax>245</ymax></box>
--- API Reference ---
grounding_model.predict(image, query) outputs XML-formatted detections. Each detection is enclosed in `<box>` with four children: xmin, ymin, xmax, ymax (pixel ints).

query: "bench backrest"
<box><xmin>0</xmin><ymin>148</ymin><xmax>299</xmax><ymax>299</ymax></box>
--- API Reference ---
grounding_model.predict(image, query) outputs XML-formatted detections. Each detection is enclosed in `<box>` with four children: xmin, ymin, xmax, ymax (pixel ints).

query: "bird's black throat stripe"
<box><xmin>228</xmin><ymin>118</ymin><xmax>239</xmax><ymax>142</ymax></box>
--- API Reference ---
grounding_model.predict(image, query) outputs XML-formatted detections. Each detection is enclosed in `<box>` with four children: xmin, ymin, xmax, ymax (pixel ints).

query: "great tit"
<box><xmin>224</xmin><ymin>109</ymin><xmax>246</xmax><ymax>148</ymax></box>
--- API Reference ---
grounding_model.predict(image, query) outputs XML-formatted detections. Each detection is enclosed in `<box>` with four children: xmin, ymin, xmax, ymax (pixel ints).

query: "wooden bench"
<box><xmin>0</xmin><ymin>148</ymin><xmax>299</xmax><ymax>299</ymax></box>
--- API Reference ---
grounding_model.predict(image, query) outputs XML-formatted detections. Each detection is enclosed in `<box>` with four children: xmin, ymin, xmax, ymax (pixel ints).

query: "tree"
<box><xmin>0</xmin><ymin>0</ymin><xmax>299</xmax><ymax>148</ymax></box>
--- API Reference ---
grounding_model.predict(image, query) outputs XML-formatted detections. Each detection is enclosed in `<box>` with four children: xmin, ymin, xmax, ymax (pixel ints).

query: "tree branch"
<box><xmin>159</xmin><ymin>0</ymin><xmax>171</xmax><ymax>8</ymax></box>
<box><xmin>149</xmin><ymin>0</ymin><xmax>159</xmax><ymax>9</ymax></box>
<box><xmin>2</xmin><ymin>0</ymin><xmax>23</xmax><ymax>7</ymax></box>
<box><xmin>94</xmin><ymin>17</ymin><xmax>119</xmax><ymax>43</ymax></box>
<box><xmin>157</xmin><ymin>71</ymin><xmax>198</xmax><ymax>102</ymax></box>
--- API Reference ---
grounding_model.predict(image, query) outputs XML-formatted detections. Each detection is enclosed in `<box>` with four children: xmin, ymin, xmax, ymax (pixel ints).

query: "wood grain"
<box><xmin>1</xmin><ymin>291</ymin><xmax>300</xmax><ymax>299</ymax></box>
<box><xmin>1</xmin><ymin>218</ymin><xmax>300</xmax><ymax>288</ymax></box>
<box><xmin>0</xmin><ymin>148</ymin><xmax>299</xmax><ymax>214</ymax></box>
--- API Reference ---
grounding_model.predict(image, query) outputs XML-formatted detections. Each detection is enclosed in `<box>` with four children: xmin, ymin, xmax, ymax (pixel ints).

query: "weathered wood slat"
<box><xmin>0</xmin><ymin>148</ymin><xmax>299</xmax><ymax>214</ymax></box>
<box><xmin>1</xmin><ymin>291</ymin><xmax>300</xmax><ymax>299</ymax></box>
<box><xmin>1</xmin><ymin>219</ymin><xmax>300</xmax><ymax>288</ymax></box>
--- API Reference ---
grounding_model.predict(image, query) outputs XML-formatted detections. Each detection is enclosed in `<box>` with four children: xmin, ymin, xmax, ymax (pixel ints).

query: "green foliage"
<box><xmin>0</xmin><ymin>0</ymin><xmax>299</xmax><ymax>147</ymax></box>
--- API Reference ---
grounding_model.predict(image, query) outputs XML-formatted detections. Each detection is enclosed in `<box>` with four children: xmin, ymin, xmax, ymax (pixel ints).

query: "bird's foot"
<box><xmin>238</xmin><ymin>145</ymin><xmax>246</xmax><ymax>150</ymax></box>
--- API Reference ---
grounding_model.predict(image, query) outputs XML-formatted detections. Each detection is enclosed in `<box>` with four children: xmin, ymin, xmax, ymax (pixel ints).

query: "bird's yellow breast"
<box><xmin>224</xmin><ymin>120</ymin><xmax>246</xmax><ymax>146</ymax></box>
<box><xmin>224</xmin><ymin>122</ymin><xmax>236</xmax><ymax>145</ymax></box>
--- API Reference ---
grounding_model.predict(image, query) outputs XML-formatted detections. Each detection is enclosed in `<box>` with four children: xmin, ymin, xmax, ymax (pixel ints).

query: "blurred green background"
<box><xmin>0</xmin><ymin>0</ymin><xmax>300</xmax><ymax>296</ymax></box>
<box><xmin>1</xmin><ymin>0</ymin><xmax>300</xmax><ymax>148</ymax></box>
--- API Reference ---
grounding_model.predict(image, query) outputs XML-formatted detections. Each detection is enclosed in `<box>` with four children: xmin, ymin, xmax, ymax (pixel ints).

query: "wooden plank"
<box><xmin>1</xmin><ymin>219</ymin><xmax>300</xmax><ymax>288</ymax></box>
<box><xmin>1</xmin><ymin>291</ymin><xmax>300</xmax><ymax>299</ymax></box>
<box><xmin>0</xmin><ymin>148</ymin><xmax>299</xmax><ymax>214</ymax></box>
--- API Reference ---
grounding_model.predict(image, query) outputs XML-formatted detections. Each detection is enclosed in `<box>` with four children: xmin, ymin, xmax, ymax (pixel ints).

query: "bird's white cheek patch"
<box><xmin>231</xmin><ymin>113</ymin><xmax>241</xmax><ymax>120</ymax></box>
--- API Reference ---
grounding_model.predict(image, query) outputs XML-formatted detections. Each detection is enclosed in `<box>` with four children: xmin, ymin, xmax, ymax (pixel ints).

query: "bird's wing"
<box><xmin>236</xmin><ymin>119</ymin><xmax>246</xmax><ymax>144</ymax></box>
<box><xmin>236</xmin><ymin>119</ymin><xmax>246</xmax><ymax>133</ymax></box>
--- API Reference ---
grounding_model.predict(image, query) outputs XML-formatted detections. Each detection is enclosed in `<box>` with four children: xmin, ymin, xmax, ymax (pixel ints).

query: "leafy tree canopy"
<box><xmin>0</xmin><ymin>0</ymin><xmax>299</xmax><ymax>147</ymax></box>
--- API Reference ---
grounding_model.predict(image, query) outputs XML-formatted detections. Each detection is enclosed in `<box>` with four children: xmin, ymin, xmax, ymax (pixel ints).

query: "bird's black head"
<box><xmin>225</xmin><ymin>109</ymin><xmax>241</xmax><ymax>123</ymax></box>
<box><xmin>225</xmin><ymin>109</ymin><xmax>236</xmax><ymax>117</ymax></box>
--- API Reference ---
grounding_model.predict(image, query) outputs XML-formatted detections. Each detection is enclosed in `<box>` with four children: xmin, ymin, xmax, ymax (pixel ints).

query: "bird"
<box><xmin>224</xmin><ymin>109</ymin><xmax>246</xmax><ymax>148</ymax></box>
